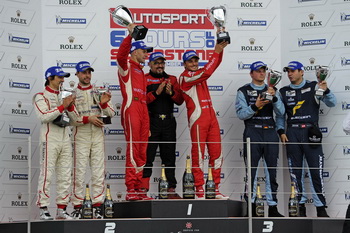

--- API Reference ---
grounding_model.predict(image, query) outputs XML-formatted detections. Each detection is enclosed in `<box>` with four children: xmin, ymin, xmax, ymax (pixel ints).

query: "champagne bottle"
<box><xmin>288</xmin><ymin>182</ymin><xmax>299</xmax><ymax>217</ymax></box>
<box><xmin>82</xmin><ymin>184</ymin><xmax>93</xmax><ymax>219</ymax></box>
<box><xmin>103</xmin><ymin>184</ymin><xmax>114</xmax><ymax>219</ymax></box>
<box><xmin>255</xmin><ymin>183</ymin><xmax>264</xmax><ymax>217</ymax></box>
<box><xmin>158</xmin><ymin>164</ymin><xmax>169</xmax><ymax>199</ymax></box>
<box><xmin>182</xmin><ymin>155</ymin><xmax>195</xmax><ymax>199</ymax></box>
<box><xmin>205</xmin><ymin>166</ymin><xmax>215</xmax><ymax>199</ymax></box>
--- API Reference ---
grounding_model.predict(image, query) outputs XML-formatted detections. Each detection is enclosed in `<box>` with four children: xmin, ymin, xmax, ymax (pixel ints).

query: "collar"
<box><xmin>290</xmin><ymin>78</ymin><xmax>306</xmax><ymax>89</ymax></box>
<box><xmin>129</xmin><ymin>59</ymin><xmax>144</xmax><ymax>69</ymax></box>
<box><xmin>250</xmin><ymin>82</ymin><xmax>267</xmax><ymax>91</ymax></box>
<box><xmin>77</xmin><ymin>84</ymin><xmax>93</xmax><ymax>90</ymax></box>
<box><xmin>149</xmin><ymin>70</ymin><xmax>168</xmax><ymax>79</ymax></box>
<box><xmin>45</xmin><ymin>86</ymin><xmax>59</xmax><ymax>94</ymax></box>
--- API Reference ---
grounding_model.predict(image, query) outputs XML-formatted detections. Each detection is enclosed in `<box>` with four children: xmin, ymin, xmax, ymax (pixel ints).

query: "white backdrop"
<box><xmin>0</xmin><ymin>0</ymin><xmax>349</xmax><ymax>221</ymax></box>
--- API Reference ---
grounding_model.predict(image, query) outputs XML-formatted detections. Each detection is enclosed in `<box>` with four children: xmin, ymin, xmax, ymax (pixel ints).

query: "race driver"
<box><xmin>70</xmin><ymin>61</ymin><xmax>115</xmax><ymax>219</ymax></box>
<box><xmin>179</xmin><ymin>40</ymin><xmax>229</xmax><ymax>199</ymax></box>
<box><xmin>117</xmin><ymin>23</ymin><xmax>153</xmax><ymax>201</ymax></box>
<box><xmin>34</xmin><ymin>66</ymin><xmax>75</xmax><ymax>220</ymax></box>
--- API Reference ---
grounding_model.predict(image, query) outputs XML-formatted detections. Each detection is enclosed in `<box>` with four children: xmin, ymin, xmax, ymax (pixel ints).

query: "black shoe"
<box><xmin>316</xmin><ymin>206</ymin><xmax>330</xmax><ymax>217</ymax></box>
<box><xmin>251</xmin><ymin>203</ymin><xmax>257</xmax><ymax>217</ymax></box>
<box><xmin>268</xmin><ymin>205</ymin><xmax>284</xmax><ymax>217</ymax></box>
<box><xmin>299</xmin><ymin>204</ymin><xmax>307</xmax><ymax>217</ymax></box>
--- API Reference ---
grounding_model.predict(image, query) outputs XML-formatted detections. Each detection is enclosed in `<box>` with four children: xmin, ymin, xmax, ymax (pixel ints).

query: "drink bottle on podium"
<box><xmin>103</xmin><ymin>184</ymin><xmax>114</xmax><ymax>219</ymax></box>
<box><xmin>255</xmin><ymin>183</ymin><xmax>264</xmax><ymax>217</ymax></box>
<box><xmin>182</xmin><ymin>155</ymin><xmax>195</xmax><ymax>199</ymax></box>
<box><xmin>158</xmin><ymin>164</ymin><xmax>169</xmax><ymax>199</ymax></box>
<box><xmin>288</xmin><ymin>182</ymin><xmax>299</xmax><ymax>217</ymax></box>
<box><xmin>82</xmin><ymin>184</ymin><xmax>93</xmax><ymax>219</ymax></box>
<box><xmin>205</xmin><ymin>166</ymin><xmax>215</xmax><ymax>199</ymax></box>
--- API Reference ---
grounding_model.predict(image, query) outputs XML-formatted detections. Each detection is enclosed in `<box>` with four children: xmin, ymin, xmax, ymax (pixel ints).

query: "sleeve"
<box><xmin>100</xmin><ymin>101</ymin><xmax>116</xmax><ymax>117</ymax></box>
<box><xmin>343</xmin><ymin>111</ymin><xmax>350</xmax><ymax>134</ymax></box>
<box><xmin>180</xmin><ymin>52</ymin><xmax>223</xmax><ymax>91</ymax></box>
<box><xmin>170</xmin><ymin>76</ymin><xmax>184</xmax><ymax>105</ymax></box>
<box><xmin>116</xmin><ymin>35</ymin><xmax>132</xmax><ymax>81</ymax></box>
<box><xmin>33</xmin><ymin>93</ymin><xmax>64</xmax><ymax>123</ymax></box>
<box><xmin>66</xmin><ymin>104</ymin><xmax>89</xmax><ymax>126</ymax></box>
<box><xmin>320</xmin><ymin>89</ymin><xmax>337</xmax><ymax>107</ymax></box>
<box><xmin>235</xmin><ymin>90</ymin><xmax>257</xmax><ymax>120</ymax></box>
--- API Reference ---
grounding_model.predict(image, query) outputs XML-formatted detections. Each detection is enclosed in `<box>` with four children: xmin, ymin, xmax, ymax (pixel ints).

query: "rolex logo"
<box><xmin>17</xmin><ymin>192</ymin><xmax>22</xmax><ymax>200</ymax></box>
<box><xmin>16</xmin><ymin>10</ymin><xmax>21</xmax><ymax>17</ymax></box>
<box><xmin>308</xmin><ymin>13</ymin><xmax>315</xmax><ymax>21</ymax></box>
<box><xmin>69</xmin><ymin>81</ymin><xmax>75</xmax><ymax>88</ymax></box>
<box><xmin>18</xmin><ymin>146</ymin><xmax>22</xmax><ymax>154</ymax></box>
<box><xmin>309</xmin><ymin>57</ymin><xmax>315</xmax><ymax>65</ymax></box>
<box><xmin>17</xmin><ymin>55</ymin><xmax>22</xmax><ymax>63</ymax></box>
<box><xmin>68</xmin><ymin>36</ymin><xmax>75</xmax><ymax>43</ymax></box>
<box><xmin>17</xmin><ymin>101</ymin><xmax>22</xmax><ymax>108</ymax></box>
<box><xmin>249</xmin><ymin>38</ymin><xmax>255</xmax><ymax>45</ymax></box>
<box><xmin>115</xmin><ymin>103</ymin><xmax>121</xmax><ymax>110</ymax></box>
<box><xmin>116</xmin><ymin>147</ymin><xmax>122</xmax><ymax>154</ymax></box>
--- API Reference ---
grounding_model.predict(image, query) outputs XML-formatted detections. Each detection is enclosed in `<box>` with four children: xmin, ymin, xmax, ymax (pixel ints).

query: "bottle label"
<box><xmin>82</xmin><ymin>208</ymin><xmax>93</xmax><ymax>218</ymax></box>
<box><xmin>105</xmin><ymin>207</ymin><xmax>114</xmax><ymax>217</ymax></box>
<box><xmin>256</xmin><ymin>205</ymin><xmax>264</xmax><ymax>216</ymax></box>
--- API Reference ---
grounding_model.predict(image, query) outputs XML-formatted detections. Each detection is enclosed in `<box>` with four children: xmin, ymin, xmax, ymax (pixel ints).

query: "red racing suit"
<box><xmin>179</xmin><ymin>52</ymin><xmax>224</xmax><ymax>187</ymax></box>
<box><xmin>117</xmin><ymin>35</ymin><xmax>149</xmax><ymax>191</ymax></box>
<box><xmin>33</xmin><ymin>86</ymin><xmax>77</xmax><ymax>208</ymax></box>
<box><xmin>70</xmin><ymin>84</ymin><xmax>115</xmax><ymax>207</ymax></box>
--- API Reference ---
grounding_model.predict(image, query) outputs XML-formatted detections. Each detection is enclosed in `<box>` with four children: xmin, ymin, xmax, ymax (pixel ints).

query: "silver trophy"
<box><xmin>53</xmin><ymin>85</ymin><xmax>75</xmax><ymax>127</ymax></box>
<box><xmin>208</xmin><ymin>6</ymin><xmax>230</xmax><ymax>44</ymax></box>
<box><xmin>93</xmin><ymin>84</ymin><xmax>112</xmax><ymax>124</ymax></box>
<box><xmin>109</xmin><ymin>5</ymin><xmax>148</xmax><ymax>40</ymax></box>
<box><xmin>262</xmin><ymin>69</ymin><xmax>282</xmax><ymax>101</ymax></box>
<box><xmin>315</xmin><ymin>65</ymin><xmax>330</xmax><ymax>97</ymax></box>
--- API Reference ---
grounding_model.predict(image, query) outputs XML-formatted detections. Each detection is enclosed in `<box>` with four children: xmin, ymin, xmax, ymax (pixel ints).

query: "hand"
<box><xmin>255</xmin><ymin>94</ymin><xmax>270</xmax><ymax>108</ymax></box>
<box><xmin>156</xmin><ymin>81</ymin><xmax>166</xmax><ymax>95</ymax></box>
<box><xmin>165</xmin><ymin>80</ymin><xmax>173</xmax><ymax>95</ymax></box>
<box><xmin>214</xmin><ymin>41</ymin><xmax>229</xmax><ymax>54</ymax></box>
<box><xmin>100</xmin><ymin>92</ymin><xmax>111</xmax><ymax>105</ymax></box>
<box><xmin>127</xmin><ymin>23</ymin><xmax>136</xmax><ymax>35</ymax></box>
<box><xmin>62</xmin><ymin>95</ymin><xmax>75</xmax><ymax>109</ymax></box>
<box><xmin>267</xmin><ymin>87</ymin><xmax>275</xmax><ymax>96</ymax></box>
<box><xmin>318</xmin><ymin>80</ymin><xmax>328</xmax><ymax>91</ymax></box>
<box><xmin>88</xmin><ymin>115</ymin><xmax>104</xmax><ymax>128</ymax></box>
<box><xmin>280</xmin><ymin>134</ymin><xmax>288</xmax><ymax>145</ymax></box>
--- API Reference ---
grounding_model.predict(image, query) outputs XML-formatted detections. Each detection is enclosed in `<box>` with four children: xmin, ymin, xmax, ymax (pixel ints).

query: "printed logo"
<box><xmin>237</xmin><ymin>18</ymin><xmax>267</xmax><ymax>26</ymax></box>
<box><xmin>104</xmin><ymin>128</ymin><xmax>124</xmax><ymax>135</ymax></box>
<box><xmin>56</xmin><ymin>15</ymin><xmax>86</xmax><ymax>24</ymax></box>
<box><xmin>8</xmin><ymin>171</ymin><xmax>28</xmax><ymax>180</ymax></box>
<box><xmin>298</xmin><ymin>38</ymin><xmax>326</xmax><ymax>47</ymax></box>
<box><xmin>105</xmin><ymin>171</ymin><xmax>125</xmax><ymax>180</ymax></box>
<box><xmin>208</xmin><ymin>86</ymin><xmax>223</xmax><ymax>91</ymax></box>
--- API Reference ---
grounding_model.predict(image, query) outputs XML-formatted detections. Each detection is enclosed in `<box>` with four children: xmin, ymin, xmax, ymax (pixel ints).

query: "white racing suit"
<box><xmin>70</xmin><ymin>84</ymin><xmax>115</xmax><ymax>207</ymax></box>
<box><xmin>34</xmin><ymin>86</ymin><xmax>77</xmax><ymax>208</ymax></box>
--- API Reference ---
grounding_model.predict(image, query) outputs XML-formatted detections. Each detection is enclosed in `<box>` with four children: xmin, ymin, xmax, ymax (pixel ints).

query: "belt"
<box><xmin>288</xmin><ymin>123</ymin><xmax>313</xmax><ymax>128</ymax></box>
<box><xmin>247</xmin><ymin>124</ymin><xmax>274</xmax><ymax>129</ymax></box>
<box><xmin>149</xmin><ymin>113</ymin><xmax>174</xmax><ymax>120</ymax></box>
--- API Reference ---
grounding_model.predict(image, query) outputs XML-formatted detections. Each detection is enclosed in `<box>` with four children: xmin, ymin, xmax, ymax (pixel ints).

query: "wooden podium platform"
<box><xmin>113</xmin><ymin>199</ymin><xmax>247</xmax><ymax>218</ymax></box>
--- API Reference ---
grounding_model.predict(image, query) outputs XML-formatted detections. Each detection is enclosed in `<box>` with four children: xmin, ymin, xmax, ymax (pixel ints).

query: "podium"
<box><xmin>113</xmin><ymin>199</ymin><xmax>247</xmax><ymax>218</ymax></box>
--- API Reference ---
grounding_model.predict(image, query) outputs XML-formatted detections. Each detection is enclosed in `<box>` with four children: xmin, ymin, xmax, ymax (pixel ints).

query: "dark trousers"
<box><xmin>143</xmin><ymin>116</ymin><xmax>177</xmax><ymax>188</ymax></box>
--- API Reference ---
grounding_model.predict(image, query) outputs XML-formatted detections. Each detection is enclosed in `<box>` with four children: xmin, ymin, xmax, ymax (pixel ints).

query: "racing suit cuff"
<box><xmin>57</xmin><ymin>105</ymin><xmax>65</xmax><ymax>113</ymax></box>
<box><xmin>324</xmin><ymin>88</ymin><xmax>330</xmax><ymax>95</ymax></box>
<box><xmin>272</xmin><ymin>96</ymin><xmax>278</xmax><ymax>103</ymax></box>
<box><xmin>152</xmin><ymin>91</ymin><xmax>158</xmax><ymax>98</ymax></box>
<box><xmin>250</xmin><ymin>104</ymin><xmax>259</xmax><ymax>112</ymax></box>
<box><xmin>83</xmin><ymin>116</ymin><xmax>90</xmax><ymax>124</ymax></box>
<box><xmin>99</xmin><ymin>102</ymin><xmax>108</xmax><ymax>109</ymax></box>
<box><xmin>66</xmin><ymin>105</ymin><xmax>75</xmax><ymax>112</ymax></box>
<box><xmin>277</xmin><ymin>129</ymin><xmax>285</xmax><ymax>136</ymax></box>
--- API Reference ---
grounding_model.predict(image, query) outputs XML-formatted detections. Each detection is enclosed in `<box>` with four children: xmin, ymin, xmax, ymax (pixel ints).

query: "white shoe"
<box><xmin>56</xmin><ymin>208</ymin><xmax>73</xmax><ymax>220</ymax></box>
<box><xmin>215</xmin><ymin>189</ymin><xmax>229</xmax><ymax>199</ymax></box>
<box><xmin>39</xmin><ymin>208</ymin><xmax>54</xmax><ymax>220</ymax></box>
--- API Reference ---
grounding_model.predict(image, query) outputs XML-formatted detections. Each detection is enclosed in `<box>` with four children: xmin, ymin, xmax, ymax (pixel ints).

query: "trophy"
<box><xmin>315</xmin><ymin>65</ymin><xmax>330</xmax><ymax>97</ymax></box>
<box><xmin>93</xmin><ymin>84</ymin><xmax>112</xmax><ymax>124</ymax></box>
<box><xmin>208</xmin><ymin>6</ymin><xmax>230</xmax><ymax>44</ymax></box>
<box><xmin>261</xmin><ymin>69</ymin><xmax>282</xmax><ymax>101</ymax></box>
<box><xmin>53</xmin><ymin>85</ymin><xmax>75</xmax><ymax>127</ymax></box>
<box><xmin>109</xmin><ymin>5</ymin><xmax>148</xmax><ymax>40</ymax></box>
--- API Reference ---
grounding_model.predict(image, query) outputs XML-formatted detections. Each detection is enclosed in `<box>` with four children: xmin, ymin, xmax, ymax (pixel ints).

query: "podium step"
<box><xmin>113</xmin><ymin>199</ymin><xmax>247</xmax><ymax>218</ymax></box>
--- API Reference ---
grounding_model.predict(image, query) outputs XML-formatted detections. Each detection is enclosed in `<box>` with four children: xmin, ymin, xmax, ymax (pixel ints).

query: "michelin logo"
<box><xmin>208</xmin><ymin>86</ymin><xmax>223</xmax><ymax>91</ymax></box>
<box><xmin>56</xmin><ymin>15</ymin><xmax>87</xmax><ymax>24</ymax></box>
<box><xmin>8</xmin><ymin>34</ymin><xmax>30</xmax><ymax>44</ymax></box>
<box><xmin>9</xmin><ymin>79</ymin><xmax>30</xmax><ymax>89</ymax></box>
<box><xmin>341</xmin><ymin>57</ymin><xmax>350</xmax><ymax>66</ymax></box>
<box><xmin>238</xmin><ymin>62</ymin><xmax>251</xmax><ymax>70</ymax></box>
<box><xmin>105</xmin><ymin>171</ymin><xmax>125</xmax><ymax>180</ymax></box>
<box><xmin>237</xmin><ymin>18</ymin><xmax>267</xmax><ymax>26</ymax></box>
<box><xmin>298</xmin><ymin>38</ymin><xmax>326</xmax><ymax>47</ymax></box>
<box><xmin>9</xmin><ymin>125</ymin><xmax>30</xmax><ymax>134</ymax></box>
<box><xmin>341</xmin><ymin>13</ymin><xmax>350</xmax><ymax>22</ymax></box>
<box><xmin>104</xmin><ymin>128</ymin><xmax>124</xmax><ymax>135</ymax></box>
<box><xmin>9</xmin><ymin>171</ymin><xmax>28</xmax><ymax>180</ymax></box>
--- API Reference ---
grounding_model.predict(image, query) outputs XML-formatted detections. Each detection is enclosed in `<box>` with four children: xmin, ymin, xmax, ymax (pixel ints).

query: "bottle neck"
<box><xmin>208</xmin><ymin>167</ymin><xmax>213</xmax><ymax>180</ymax></box>
<box><xmin>161</xmin><ymin>166</ymin><xmax>167</xmax><ymax>180</ymax></box>
<box><xmin>186</xmin><ymin>158</ymin><xmax>192</xmax><ymax>173</ymax></box>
